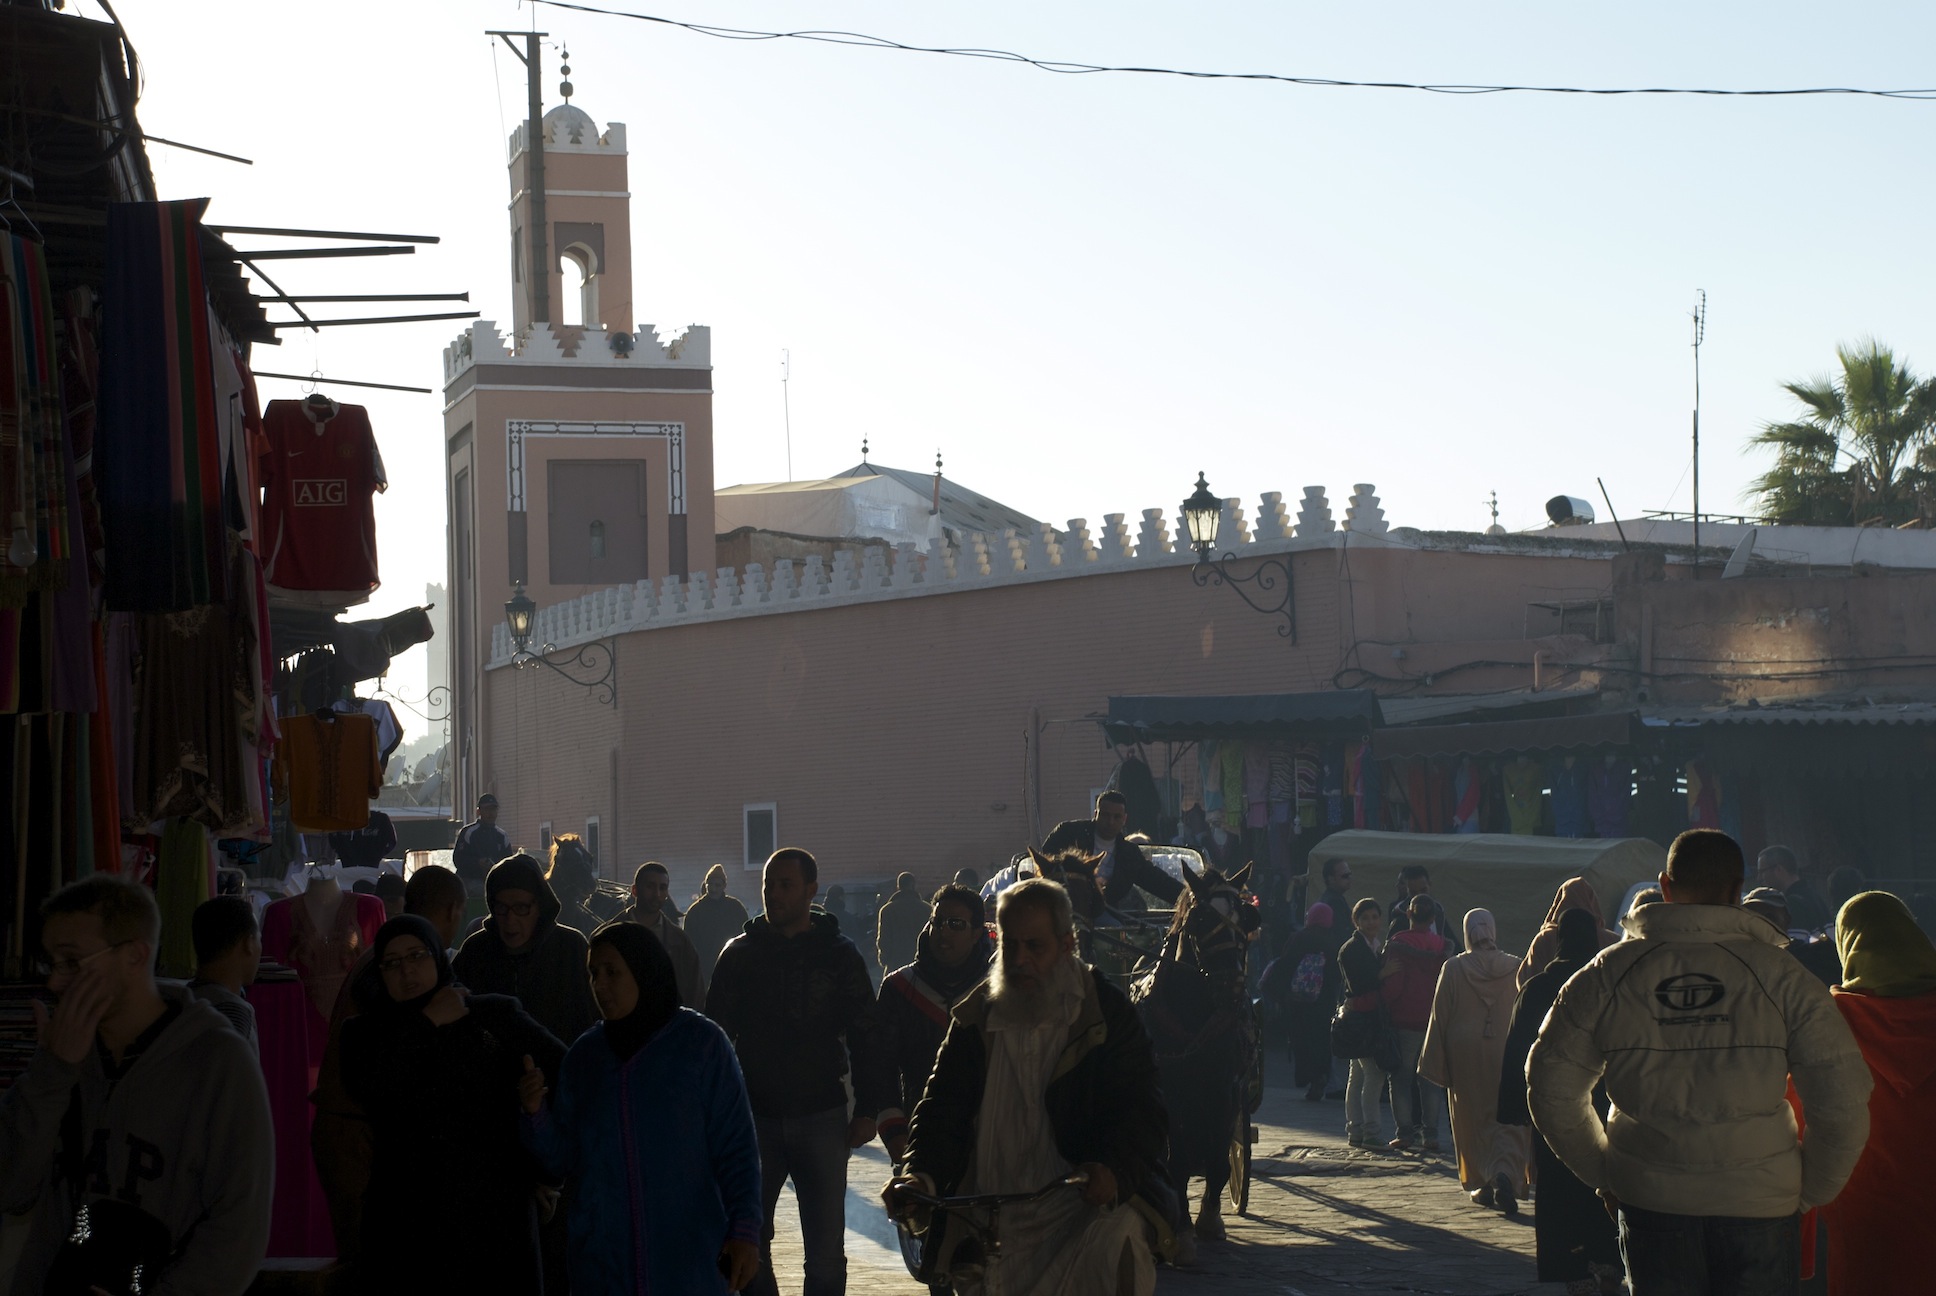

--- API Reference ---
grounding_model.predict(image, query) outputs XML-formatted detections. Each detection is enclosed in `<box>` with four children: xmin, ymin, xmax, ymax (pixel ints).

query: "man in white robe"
<box><xmin>885</xmin><ymin>878</ymin><xmax>1167</xmax><ymax>1296</ymax></box>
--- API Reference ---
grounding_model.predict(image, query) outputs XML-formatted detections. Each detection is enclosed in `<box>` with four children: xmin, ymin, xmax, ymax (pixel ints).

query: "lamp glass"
<box><xmin>1182</xmin><ymin>473</ymin><xmax>1221</xmax><ymax>554</ymax></box>
<box><xmin>505</xmin><ymin>584</ymin><xmax>536</xmax><ymax>650</ymax></box>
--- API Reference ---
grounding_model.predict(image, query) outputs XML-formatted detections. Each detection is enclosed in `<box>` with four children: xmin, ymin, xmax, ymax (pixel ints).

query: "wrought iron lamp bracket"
<box><xmin>511</xmin><ymin>639</ymin><xmax>618</xmax><ymax>707</ymax></box>
<box><xmin>1191</xmin><ymin>551</ymin><xmax>1297</xmax><ymax>643</ymax></box>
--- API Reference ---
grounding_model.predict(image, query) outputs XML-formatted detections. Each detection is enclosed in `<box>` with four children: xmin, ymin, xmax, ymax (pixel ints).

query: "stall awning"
<box><xmin>1372</xmin><ymin>710</ymin><xmax>1638</xmax><ymax>760</ymax></box>
<box><xmin>1104</xmin><ymin>690</ymin><xmax>1382</xmax><ymax>744</ymax></box>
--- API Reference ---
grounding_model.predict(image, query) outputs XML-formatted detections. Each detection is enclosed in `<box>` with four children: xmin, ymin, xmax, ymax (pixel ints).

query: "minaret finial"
<box><xmin>559</xmin><ymin>47</ymin><xmax>573</xmax><ymax>103</ymax></box>
<box><xmin>861</xmin><ymin>435</ymin><xmax>869</xmax><ymax>465</ymax></box>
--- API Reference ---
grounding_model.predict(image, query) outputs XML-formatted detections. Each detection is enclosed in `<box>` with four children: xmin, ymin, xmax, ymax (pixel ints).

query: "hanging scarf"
<box><xmin>589</xmin><ymin>919</ymin><xmax>680</xmax><ymax>1062</ymax></box>
<box><xmin>1837</xmin><ymin>891</ymin><xmax>1936</xmax><ymax>998</ymax></box>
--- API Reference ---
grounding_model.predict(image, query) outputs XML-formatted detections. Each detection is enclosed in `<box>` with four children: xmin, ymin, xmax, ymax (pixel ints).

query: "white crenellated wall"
<box><xmin>487</xmin><ymin>487</ymin><xmax>1406</xmax><ymax>664</ymax></box>
<box><xmin>443</xmin><ymin>319</ymin><xmax>711</xmax><ymax>383</ymax></box>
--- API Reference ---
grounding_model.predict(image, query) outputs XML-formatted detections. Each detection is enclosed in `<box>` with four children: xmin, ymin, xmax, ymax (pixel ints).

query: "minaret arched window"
<box><xmin>559</xmin><ymin>245</ymin><xmax>597</xmax><ymax>328</ymax></box>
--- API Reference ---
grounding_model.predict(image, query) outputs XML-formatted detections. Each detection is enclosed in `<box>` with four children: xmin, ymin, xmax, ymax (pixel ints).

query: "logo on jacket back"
<box><xmin>1653</xmin><ymin>972</ymin><xmax>1728</xmax><ymax>1025</ymax></box>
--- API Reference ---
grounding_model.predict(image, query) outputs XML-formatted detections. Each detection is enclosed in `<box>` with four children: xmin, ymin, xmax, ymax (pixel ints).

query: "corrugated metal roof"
<box><xmin>1372</xmin><ymin>711</ymin><xmax>1638</xmax><ymax>760</ymax></box>
<box><xmin>1378</xmin><ymin>683</ymin><xmax>1599</xmax><ymax>726</ymax></box>
<box><xmin>1103</xmin><ymin>690</ymin><xmax>1382</xmax><ymax>743</ymax></box>
<box><xmin>1642</xmin><ymin>703</ymin><xmax>1936</xmax><ymax>727</ymax></box>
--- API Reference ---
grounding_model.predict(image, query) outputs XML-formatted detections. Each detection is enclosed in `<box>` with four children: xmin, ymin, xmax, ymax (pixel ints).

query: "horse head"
<box><xmin>1025</xmin><ymin>846</ymin><xmax>1109</xmax><ymax>927</ymax></box>
<box><xmin>1170</xmin><ymin>858</ymin><xmax>1260</xmax><ymax>991</ymax></box>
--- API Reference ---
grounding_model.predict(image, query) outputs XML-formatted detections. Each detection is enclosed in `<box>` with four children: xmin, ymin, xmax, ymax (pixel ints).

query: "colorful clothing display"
<box><xmin>259</xmin><ymin>398</ymin><xmax>387</xmax><ymax>601</ymax></box>
<box><xmin>1586</xmin><ymin>759</ymin><xmax>1631</xmax><ymax>838</ymax></box>
<box><xmin>1548</xmin><ymin>757</ymin><xmax>1590</xmax><ymax>838</ymax></box>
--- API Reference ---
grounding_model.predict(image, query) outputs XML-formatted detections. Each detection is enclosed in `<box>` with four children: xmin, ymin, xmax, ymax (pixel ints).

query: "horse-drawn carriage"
<box><xmin>983</xmin><ymin>842</ymin><xmax>1266</xmax><ymax>1232</ymax></box>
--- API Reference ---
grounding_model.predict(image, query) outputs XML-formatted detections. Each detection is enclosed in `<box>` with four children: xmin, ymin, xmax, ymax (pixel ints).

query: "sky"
<box><xmin>87</xmin><ymin>0</ymin><xmax>1936</xmax><ymax>707</ymax></box>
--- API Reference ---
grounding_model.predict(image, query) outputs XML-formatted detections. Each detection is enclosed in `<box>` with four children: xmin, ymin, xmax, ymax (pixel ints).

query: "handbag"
<box><xmin>1329</xmin><ymin>1004</ymin><xmax>1401</xmax><ymax>1073</ymax></box>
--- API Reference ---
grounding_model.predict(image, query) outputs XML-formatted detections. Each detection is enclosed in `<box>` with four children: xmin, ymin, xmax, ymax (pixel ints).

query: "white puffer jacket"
<box><xmin>1527</xmin><ymin>902</ymin><xmax>1871</xmax><ymax>1218</ymax></box>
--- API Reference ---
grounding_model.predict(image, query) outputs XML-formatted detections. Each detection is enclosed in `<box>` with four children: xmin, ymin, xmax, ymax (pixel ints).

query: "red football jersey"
<box><xmin>260</xmin><ymin>397</ymin><xmax>387</xmax><ymax>598</ymax></box>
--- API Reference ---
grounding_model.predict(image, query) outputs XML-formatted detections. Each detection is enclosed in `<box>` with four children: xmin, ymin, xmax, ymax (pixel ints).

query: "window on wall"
<box><xmin>744</xmin><ymin>803</ymin><xmax>777</xmax><ymax>870</ymax></box>
<box><xmin>584</xmin><ymin>816</ymin><xmax>601</xmax><ymax>876</ymax></box>
<box><xmin>588</xmin><ymin>519</ymin><xmax>606</xmax><ymax>560</ymax></box>
<box><xmin>539</xmin><ymin>821</ymin><xmax>553</xmax><ymax>854</ymax></box>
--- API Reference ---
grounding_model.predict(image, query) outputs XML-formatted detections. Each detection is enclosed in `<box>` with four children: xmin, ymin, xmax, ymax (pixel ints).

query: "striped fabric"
<box><xmin>100</xmin><ymin>199</ymin><xmax>227</xmax><ymax>610</ymax></box>
<box><xmin>0</xmin><ymin>232</ymin><xmax>68</xmax><ymax>606</ymax></box>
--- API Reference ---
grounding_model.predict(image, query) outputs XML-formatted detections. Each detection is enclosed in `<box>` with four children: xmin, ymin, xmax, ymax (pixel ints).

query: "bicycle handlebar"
<box><xmin>895</xmin><ymin>1170</ymin><xmax>1089</xmax><ymax>1214</ymax></box>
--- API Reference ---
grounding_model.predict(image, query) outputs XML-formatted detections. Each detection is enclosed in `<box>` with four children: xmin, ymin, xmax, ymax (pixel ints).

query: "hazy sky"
<box><xmin>93</xmin><ymin>0</ymin><xmax>1936</xmax><ymax>706</ymax></box>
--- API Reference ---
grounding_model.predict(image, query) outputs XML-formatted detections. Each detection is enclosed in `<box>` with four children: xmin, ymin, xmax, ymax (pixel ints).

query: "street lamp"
<box><xmin>503</xmin><ymin>581</ymin><xmax>619</xmax><ymax>706</ymax></box>
<box><xmin>1183</xmin><ymin>471</ymin><xmax>1296</xmax><ymax>643</ymax></box>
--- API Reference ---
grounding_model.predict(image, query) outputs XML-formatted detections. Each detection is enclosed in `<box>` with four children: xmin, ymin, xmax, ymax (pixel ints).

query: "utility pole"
<box><xmin>1691</xmin><ymin>290</ymin><xmax>1706</xmax><ymax>577</ymax></box>
<box><xmin>489</xmin><ymin>29</ymin><xmax>550</xmax><ymax>325</ymax></box>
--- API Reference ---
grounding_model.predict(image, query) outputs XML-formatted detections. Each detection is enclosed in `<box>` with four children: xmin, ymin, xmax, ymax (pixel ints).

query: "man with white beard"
<box><xmin>884</xmin><ymin>877</ymin><xmax>1168</xmax><ymax>1296</ymax></box>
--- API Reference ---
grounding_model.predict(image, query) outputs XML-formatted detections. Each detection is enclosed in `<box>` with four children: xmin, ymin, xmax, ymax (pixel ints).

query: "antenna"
<box><xmin>781</xmin><ymin>348</ymin><xmax>792</xmax><ymax>481</ymax></box>
<box><xmin>1691</xmin><ymin>289</ymin><xmax>1707</xmax><ymax>577</ymax></box>
<box><xmin>1484</xmin><ymin>490</ymin><xmax>1503</xmax><ymax>536</ymax></box>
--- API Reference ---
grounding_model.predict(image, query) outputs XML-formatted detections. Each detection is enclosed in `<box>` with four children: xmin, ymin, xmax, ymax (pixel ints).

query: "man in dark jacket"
<box><xmin>885</xmin><ymin>877</ymin><xmax>1170</xmax><ymax>1292</ymax></box>
<box><xmin>1386</xmin><ymin>865</ymin><xmax>1463</xmax><ymax>952</ymax></box>
<box><xmin>874</xmin><ymin>884</ymin><xmax>993</xmax><ymax>1163</ymax></box>
<box><xmin>1041</xmin><ymin>791</ymin><xmax>1183</xmax><ymax>909</ymax></box>
<box><xmin>875</xmin><ymin>872</ymin><xmax>930</xmax><ymax>975</ymax></box>
<box><xmin>451</xmin><ymin>792</ymin><xmax>510</xmax><ymax>887</ymax></box>
<box><xmin>452</xmin><ymin>854</ymin><xmax>599</xmax><ymax>1046</ymax></box>
<box><xmin>1756</xmin><ymin>845</ymin><xmax>1831</xmax><ymax>931</ymax></box>
<box><xmin>707</xmin><ymin>848</ymin><xmax>892</xmax><ymax>1296</ymax></box>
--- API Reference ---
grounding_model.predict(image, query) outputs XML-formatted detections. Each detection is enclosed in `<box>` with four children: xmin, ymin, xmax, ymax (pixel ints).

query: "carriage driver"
<box><xmin>1041</xmin><ymin>792</ymin><xmax>1184</xmax><ymax>910</ymax></box>
<box><xmin>884</xmin><ymin>878</ymin><xmax>1172</xmax><ymax>1296</ymax></box>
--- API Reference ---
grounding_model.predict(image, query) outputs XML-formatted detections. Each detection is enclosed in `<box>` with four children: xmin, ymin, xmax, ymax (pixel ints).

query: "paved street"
<box><xmin>772</xmin><ymin>1058</ymin><xmax>1551</xmax><ymax>1296</ymax></box>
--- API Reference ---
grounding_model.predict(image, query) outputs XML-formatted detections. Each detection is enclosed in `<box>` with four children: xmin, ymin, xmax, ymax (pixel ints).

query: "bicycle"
<box><xmin>889</xmin><ymin>1169</ymin><xmax>1091</xmax><ymax>1296</ymax></box>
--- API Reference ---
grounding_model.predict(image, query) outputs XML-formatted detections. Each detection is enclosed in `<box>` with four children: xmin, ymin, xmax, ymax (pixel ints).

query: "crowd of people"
<box><xmin>4</xmin><ymin>802</ymin><xmax>1935</xmax><ymax>1296</ymax></box>
<box><xmin>1262</xmin><ymin>830</ymin><xmax>1936</xmax><ymax>1296</ymax></box>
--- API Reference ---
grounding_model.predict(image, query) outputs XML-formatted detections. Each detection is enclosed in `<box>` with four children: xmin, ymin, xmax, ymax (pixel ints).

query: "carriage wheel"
<box><xmin>1227</xmin><ymin>1113</ymin><xmax>1254</xmax><ymax>1216</ymax></box>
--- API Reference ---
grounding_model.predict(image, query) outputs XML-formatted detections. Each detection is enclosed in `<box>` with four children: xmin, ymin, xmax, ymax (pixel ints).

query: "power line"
<box><xmin>531</xmin><ymin>1</ymin><xmax>1936</xmax><ymax>101</ymax></box>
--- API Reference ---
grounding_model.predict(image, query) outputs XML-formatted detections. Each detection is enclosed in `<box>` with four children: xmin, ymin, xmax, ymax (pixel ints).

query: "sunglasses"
<box><xmin>378</xmin><ymin>948</ymin><xmax>437</xmax><ymax>975</ymax></box>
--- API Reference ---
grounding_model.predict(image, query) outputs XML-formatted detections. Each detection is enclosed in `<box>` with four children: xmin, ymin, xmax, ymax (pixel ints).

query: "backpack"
<box><xmin>1287</xmin><ymin>952</ymin><xmax>1326</xmax><ymax>1002</ymax></box>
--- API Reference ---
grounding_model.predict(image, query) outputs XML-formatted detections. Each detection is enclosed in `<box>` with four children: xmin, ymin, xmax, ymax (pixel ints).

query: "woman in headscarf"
<box><xmin>520</xmin><ymin>920</ymin><xmax>763</xmax><ymax>1294</ymax></box>
<box><xmin>1821</xmin><ymin>891</ymin><xmax>1936</xmax><ymax>1295</ymax></box>
<box><xmin>341</xmin><ymin>915</ymin><xmax>566</xmax><ymax>1295</ymax></box>
<box><xmin>1518</xmin><ymin>877</ymin><xmax>1618</xmax><ymax>988</ymax></box>
<box><xmin>1264</xmin><ymin>902</ymin><xmax>1343</xmax><ymax>1101</ymax></box>
<box><xmin>1419</xmin><ymin>909</ymin><xmax>1531</xmax><ymax>1211</ymax></box>
<box><xmin>1498</xmin><ymin>909</ymin><xmax>1622</xmax><ymax>1295</ymax></box>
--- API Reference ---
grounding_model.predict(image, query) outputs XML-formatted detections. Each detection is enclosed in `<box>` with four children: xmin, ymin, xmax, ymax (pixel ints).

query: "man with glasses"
<box><xmin>452</xmin><ymin>853</ymin><xmax>599</xmax><ymax>1047</ymax></box>
<box><xmin>0</xmin><ymin>875</ymin><xmax>274</xmax><ymax>1294</ymax></box>
<box><xmin>874</xmin><ymin>885</ymin><xmax>994</xmax><ymax>1166</ymax></box>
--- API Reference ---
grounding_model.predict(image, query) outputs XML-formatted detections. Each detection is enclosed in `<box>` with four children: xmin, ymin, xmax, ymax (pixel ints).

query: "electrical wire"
<box><xmin>531</xmin><ymin>1</ymin><xmax>1936</xmax><ymax>101</ymax></box>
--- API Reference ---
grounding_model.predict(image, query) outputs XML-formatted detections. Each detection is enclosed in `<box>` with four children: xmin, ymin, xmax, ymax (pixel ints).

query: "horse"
<box><xmin>1132</xmin><ymin>860</ymin><xmax>1260</xmax><ymax>1241</ymax></box>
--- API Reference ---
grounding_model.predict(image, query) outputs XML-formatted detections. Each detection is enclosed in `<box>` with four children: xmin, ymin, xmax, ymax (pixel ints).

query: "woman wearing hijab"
<box><xmin>520</xmin><ymin>920</ymin><xmax>763</xmax><ymax>1294</ymax></box>
<box><xmin>1419</xmin><ymin>909</ymin><xmax>1530</xmax><ymax>1211</ymax></box>
<box><xmin>1265</xmin><ymin>901</ymin><xmax>1344</xmax><ymax>1101</ymax></box>
<box><xmin>340</xmin><ymin>915</ymin><xmax>566</xmax><ymax>1295</ymax></box>
<box><xmin>1518</xmin><ymin>877</ymin><xmax>1618</xmax><ymax>989</ymax></box>
<box><xmin>1821</xmin><ymin>891</ymin><xmax>1936</xmax><ymax>1295</ymax></box>
<box><xmin>1498</xmin><ymin>909</ymin><xmax>1622</xmax><ymax>1296</ymax></box>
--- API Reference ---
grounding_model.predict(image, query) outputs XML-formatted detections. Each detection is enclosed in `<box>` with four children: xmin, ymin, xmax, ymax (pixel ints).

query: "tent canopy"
<box><xmin>1103</xmin><ymin>690</ymin><xmax>1382</xmax><ymax>744</ymax></box>
<box><xmin>1301</xmin><ymin>830</ymin><xmax>1666</xmax><ymax>956</ymax></box>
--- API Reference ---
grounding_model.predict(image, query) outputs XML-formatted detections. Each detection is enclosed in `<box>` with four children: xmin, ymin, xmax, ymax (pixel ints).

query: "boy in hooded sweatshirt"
<box><xmin>453</xmin><ymin>853</ymin><xmax>601</xmax><ymax>1047</ymax></box>
<box><xmin>0</xmin><ymin>874</ymin><xmax>274</xmax><ymax>1295</ymax></box>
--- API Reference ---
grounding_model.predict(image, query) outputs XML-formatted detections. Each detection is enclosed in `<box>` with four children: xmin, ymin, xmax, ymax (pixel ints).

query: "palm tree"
<box><xmin>1748</xmin><ymin>340</ymin><xmax>1936</xmax><ymax>526</ymax></box>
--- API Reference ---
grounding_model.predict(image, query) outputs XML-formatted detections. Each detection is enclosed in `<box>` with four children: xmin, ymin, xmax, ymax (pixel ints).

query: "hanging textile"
<box><xmin>0</xmin><ymin>233</ymin><xmax>70</xmax><ymax>607</ymax></box>
<box><xmin>131</xmin><ymin>538</ymin><xmax>262</xmax><ymax>835</ymax></box>
<box><xmin>1199</xmin><ymin>740</ymin><xmax>1223</xmax><ymax>822</ymax></box>
<box><xmin>274</xmin><ymin>709</ymin><xmax>381</xmax><ymax>832</ymax></box>
<box><xmin>1685</xmin><ymin>759</ymin><xmax>1722</xmax><ymax>829</ymax></box>
<box><xmin>1217</xmin><ymin>741</ymin><xmax>1246</xmax><ymax>832</ymax></box>
<box><xmin>1320</xmin><ymin>741</ymin><xmax>1345</xmax><ymax>828</ymax></box>
<box><xmin>1587</xmin><ymin>758</ymin><xmax>1632</xmax><ymax>838</ymax></box>
<box><xmin>1452</xmin><ymin>757</ymin><xmax>1483</xmax><ymax>833</ymax></box>
<box><xmin>156</xmin><ymin>817</ymin><xmax>211</xmax><ymax>978</ymax></box>
<box><xmin>1550</xmin><ymin>757</ymin><xmax>1590</xmax><ymax>838</ymax></box>
<box><xmin>1294</xmin><ymin>741</ymin><xmax>1320</xmax><ymax>832</ymax></box>
<box><xmin>1242</xmin><ymin>742</ymin><xmax>1270</xmax><ymax>829</ymax></box>
<box><xmin>1501</xmin><ymin>757</ymin><xmax>1544</xmax><ymax>835</ymax></box>
<box><xmin>99</xmin><ymin>199</ymin><xmax>228</xmax><ymax>611</ymax></box>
